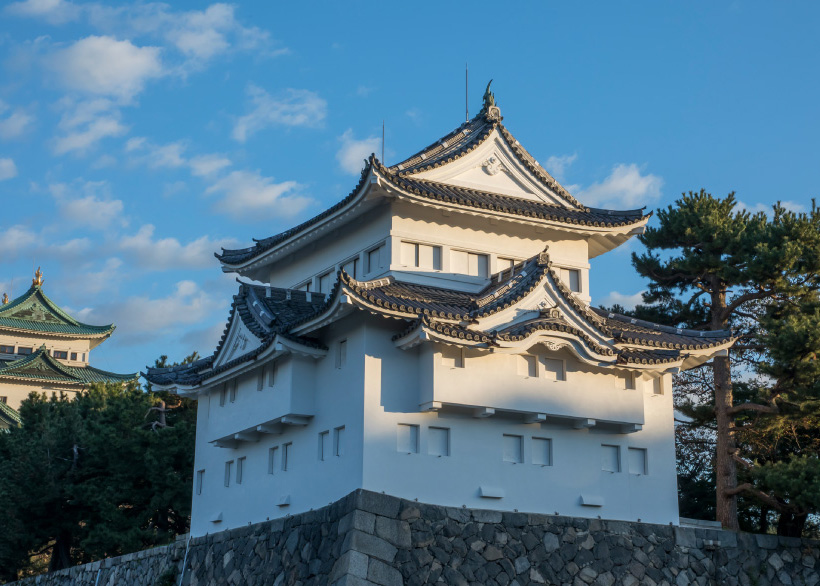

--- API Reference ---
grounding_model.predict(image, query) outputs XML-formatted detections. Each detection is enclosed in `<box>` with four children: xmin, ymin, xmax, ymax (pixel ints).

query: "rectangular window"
<box><xmin>268</xmin><ymin>362</ymin><xmax>276</xmax><ymax>387</ymax></box>
<box><xmin>367</xmin><ymin>246</ymin><xmax>384</xmax><ymax>274</ymax></box>
<box><xmin>428</xmin><ymin>427</ymin><xmax>450</xmax><ymax>457</ymax></box>
<box><xmin>336</xmin><ymin>340</ymin><xmax>347</xmax><ymax>369</ymax></box>
<box><xmin>343</xmin><ymin>257</ymin><xmax>359</xmax><ymax>278</ymax></box>
<box><xmin>0</xmin><ymin>396</ymin><xmax>7</xmax><ymax>404</ymax></box>
<box><xmin>0</xmin><ymin>345</ymin><xmax>14</xmax><ymax>354</ymax></box>
<box><xmin>196</xmin><ymin>469</ymin><xmax>204</xmax><ymax>495</ymax></box>
<box><xmin>560</xmin><ymin>268</ymin><xmax>582</xmax><ymax>293</ymax></box>
<box><xmin>70</xmin><ymin>352</ymin><xmax>77</xmax><ymax>361</ymax></box>
<box><xmin>236</xmin><ymin>457</ymin><xmax>245</xmax><ymax>484</ymax></box>
<box><xmin>450</xmin><ymin>250</ymin><xmax>489</xmax><ymax>277</ymax></box>
<box><xmin>401</xmin><ymin>241</ymin><xmax>441</xmax><ymax>271</ymax></box>
<box><xmin>268</xmin><ymin>447</ymin><xmax>278</xmax><ymax>474</ymax></box>
<box><xmin>541</xmin><ymin>358</ymin><xmax>565</xmax><ymax>381</ymax></box>
<box><xmin>518</xmin><ymin>355</ymin><xmax>537</xmax><ymax>377</ymax></box>
<box><xmin>17</xmin><ymin>347</ymin><xmax>32</xmax><ymax>355</ymax></box>
<box><xmin>319</xmin><ymin>272</ymin><xmax>334</xmax><ymax>294</ymax></box>
<box><xmin>618</xmin><ymin>372</ymin><xmax>636</xmax><ymax>390</ymax></box>
<box><xmin>602</xmin><ymin>445</ymin><xmax>620</xmax><ymax>473</ymax></box>
<box><xmin>224</xmin><ymin>460</ymin><xmax>233</xmax><ymax>487</ymax></box>
<box><xmin>628</xmin><ymin>448</ymin><xmax>647</xmax><ymax>475</ymax></box>
<box><xmin>440</xmin><ymin>346</ymin><xmax>464</xmax><ymax>368</ymax></box>
<box><xmin>257</xmin><ymin>367</ymin><xmax>264</xmax><ymax>391</ymax></box>
<box><xmin>334</xmin><ymin>426</ymin><xmax>345</xmax><ymax>457</ymax></box>
<box><xmin>532</xmin><ymin>438</ymin><xmax>552</xmax><ymax>466</ymax></box>
<box><xmin>503</xmin><ymin>434</ymin><xmax>524</xmax><ymax>463</ymax></box>
<box><xmin>53</xmin><ymin>351</ymin><xmax>68</xmax><ymax>360</ymax></box>
<box><xmin>229</xmin><ymin>380</ymin><xmax>237</xmax><ymax>403</ymax></box>
<box><xmin>397</xmin><ymin>424</ymin><xmax>419</xmax><ymax>454</ymax></box>
<box><xmin>282</xmin><ymin>442</ymin><xmax>292</xmax><ymax>471</ymax></box>
<box><xmin>319</xmin><ymin>431</ymin><xmax>329</xmax><ymax>461</ymax></box>
<box><xmin>652</xmin><ymin>377</ymin><xmax>664</xmax><ymax>395</ymax></box>
<box><xmin>219</xmin><ymin>384</ymin><xmax>227</xmax><ymax>407</ymax></box>
<box><xmin>81</xmin><ymin>353</ymin><xmax>85</xmax><ymax>362</ymax></box>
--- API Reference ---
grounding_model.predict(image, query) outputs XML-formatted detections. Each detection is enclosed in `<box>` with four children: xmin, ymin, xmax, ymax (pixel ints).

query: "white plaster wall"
<box><xmin>360</xmin><ymin>320</ymin><xmax>679</xmax><ymax>525</ymax></box>
<box><xmin>189</xmin><ymin>318</ymin><xmax>367</xmax><ymax>536</ymax></box>
<box><xmin>424</xmin><ymin>347</ymin><xmax>645</xmax><ymax>425</ymax></box>
<box><xmin>0</xmin><ymin>379</ymin><xmax>82</xmax><ymax>410</ymax></box>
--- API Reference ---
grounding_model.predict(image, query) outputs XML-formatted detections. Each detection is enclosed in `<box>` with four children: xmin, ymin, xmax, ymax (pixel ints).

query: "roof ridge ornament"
<box><xmin>1</xmin><ymin>293</ymin><xmax>7</xmax><ymax>305</ymax></box>
<box><xmin>481</xmin><ymin>80</ymin><xmax>502</xmax><ymax>121</ymax></box>
<box><xmin>32</xmin><ymin>267</ymin><xmax>44</xmax><ymax>287</ymax></box>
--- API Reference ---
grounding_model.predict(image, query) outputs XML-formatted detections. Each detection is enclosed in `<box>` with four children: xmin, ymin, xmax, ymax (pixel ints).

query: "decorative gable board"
<box><xmin>214</xmin><ymin>312</ymin><xmax>262</xmax><ymax>369</ymax></box>
<box><xmin>412</xmin><ymin>131</ymin><xmax>568</xmax><ymax>206</ymax></box>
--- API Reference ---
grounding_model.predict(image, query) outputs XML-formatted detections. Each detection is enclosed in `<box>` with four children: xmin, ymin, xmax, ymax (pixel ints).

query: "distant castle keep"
<box><xmin>146</xmin><ymin>87</ymin><xmax>734</xmax><ymax>536</ymax></box>
<box><xmin>0</xmin><ymin>269</ymin><xmax>136</xmax><ymax>427</ymax></box>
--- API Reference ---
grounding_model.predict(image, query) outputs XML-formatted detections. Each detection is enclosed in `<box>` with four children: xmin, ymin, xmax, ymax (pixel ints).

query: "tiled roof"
<box><xmin>592</xmin><ymin>308</ymin><xmax>733</xmax><ymax>351</ymax></box>
<box><xmin>0</xmin><ymin>285</ymin><xmax>115</xmax><ymax>337</ymax></box>
<box><xmin>215</xmin><ymin>164</ymin><xmax>374</xmax><ymax>266</ymax></box>
<box><xmin>0</xmin><ymin>400</ymin><xmax>21</xmax><ymax>427</ymax></box>
<box><xmin>0</xmin><ymin>346</ymin><xmax>136</xmax><ymax>386</ymax></box>
<box><xmin>216</xmin><ymin>106</ymin><xmax>649</xmax><ymax>269</ymax></box>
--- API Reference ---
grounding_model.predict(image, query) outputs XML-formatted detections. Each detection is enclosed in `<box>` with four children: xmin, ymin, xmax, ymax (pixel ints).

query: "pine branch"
<box><xmin>724</xmin><ymin>483</ymin><xmax>800</xmax><ymax>514</ymax></box>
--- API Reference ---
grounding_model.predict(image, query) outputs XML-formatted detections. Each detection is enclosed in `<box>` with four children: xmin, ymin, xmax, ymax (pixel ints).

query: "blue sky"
<box><xmin>0</xmin><ymin>1</ymin><xmax>818</xmax><ymax>375</ymax></box>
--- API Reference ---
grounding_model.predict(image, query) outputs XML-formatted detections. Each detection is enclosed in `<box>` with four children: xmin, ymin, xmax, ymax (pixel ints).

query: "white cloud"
<box><xmin>5</xmin><ymin>0</ymin><xmax>80</xmax><ymax>24</ymax></box>
<box><xmin>356</xmin><ymin>85</ymin><xmax>375</xmax><ymax>97</ymax></box>
<box><xmin>0</xmin><ymin>108</ymin><xmax>35</xmax><ymax>140</ymax></box>
<box><xmin>597</xmin><ymin>290</ymin><xmax>646</xmax><ymax>311</ymax></box>
<box><xmin>0</xmin><ymin>158</ymin><xmax>18</xmax><ymax>181</ymax></box>
<box><xmin>80</xmin><ymin>280</ymin><xmax>224</xmax><ymax>340</ymax></box>
<box><xmin>206</xmin><ymin>169</ymin><xmax>312</xmax><ymax>220</ymax></box>
<box><xmin>0</xmin><ymin>225</ymin><xmax>37</xmax><ymax>254</ymax></box>
<box><xmin>49</xmin><ymin>180</ymin><xmax>125</xmax><ymax>228</ymax></box>
<box><xmin>53</xmin><ymin>98</ymin><xmax>128</xmax><ymax>154</ymax></box>
<box><xmin>577</xmin><ymin>164</ymin><xmax>663</xmax><ymax>209</ymax></box>
<box><xmin>543</xmin><ymin>153</ymin><xmax>577</xmax><ymax>182</ymax></box>
<box><xmin>232</xmin><ymin>85</ymin><xmax>327</xmax><ymax>142</ymax></box>
<box><xmin>137</xmin><ymin>141</ymin><xmax>187</xmax><ymax>169</ymax></box>
<box><xmin>336</xmin><ymin>129</ymin><xmax>380</xmax><ymax>174</ymax></box>
<box><xmin>48</xmin><ymin>35</ymin><xmax>164</xmax><ymax>101</ymax></box>
<box><xmin>189</xmin><ymin>153</ymin><xmax>231</xmax><ymax>177</ymax></box>
<box><xmin>118</xmin><ymin>224</ymin><xmax>236</xmax><ymax>270</ymax></box>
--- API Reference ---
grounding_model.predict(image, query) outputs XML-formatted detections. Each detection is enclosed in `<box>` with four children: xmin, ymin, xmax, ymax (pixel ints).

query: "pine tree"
<box><xmin>631</xmin><ymin>190</ymin><xmax>820</xmax><ymax>530</ymax></box>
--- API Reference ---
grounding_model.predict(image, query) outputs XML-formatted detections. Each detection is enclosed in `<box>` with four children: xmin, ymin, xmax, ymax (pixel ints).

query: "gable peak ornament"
<box><xmin>481</xmin><ymin>80</ymin><xmax>502</xmax><ymax>121</ymax></box>
<box><xmin>1</xmin><ymin>293</ymin><xmax>7</xmax><ymax>305</ymax></box>
<box><xmin>32</xmin><ymin>267</ymin><xmax>43</xmax><ymax>287</ymax></box>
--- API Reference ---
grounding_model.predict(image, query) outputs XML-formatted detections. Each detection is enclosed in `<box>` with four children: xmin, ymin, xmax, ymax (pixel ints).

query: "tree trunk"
<box><xmin>759</xmin><ymin>505</ymin><xmax>770</xmax><ymax>534</ymax></box>
<box><xmin>48</xmin><ymin>531</ymin><xmax>72</xmax><ymax>571</ymax></box>
<box><xmin>711</xmin><ymin>286</ymin><xmax>739</xmax><ymax>530</ymax></box>
<box><xmin>777</xmin><ymin>511</ymin><xmax>807</xmax><ymax>537</ymax></box>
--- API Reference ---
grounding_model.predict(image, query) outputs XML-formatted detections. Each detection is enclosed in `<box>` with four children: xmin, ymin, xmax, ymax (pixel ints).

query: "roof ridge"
<box><xmin>0</xmin><ymin>285</ymin><xmax>115</xmax><ymax>333</ymax></box>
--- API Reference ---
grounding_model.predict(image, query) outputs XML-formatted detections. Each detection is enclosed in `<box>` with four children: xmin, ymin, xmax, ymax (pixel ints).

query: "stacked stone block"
<box><xmin>10</xmin><ymin>490</ymin><xmax>819</xmax><ymax>586</ymax></box>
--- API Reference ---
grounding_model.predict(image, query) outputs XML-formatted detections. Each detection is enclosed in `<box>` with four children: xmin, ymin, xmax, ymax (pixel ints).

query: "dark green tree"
<box><xmin>0</xmin><ymin>352</ymin><xmax>199</xmax><ymax>581</ymax></box>
<box><xmin>631</xmin><ymin>190</ymin><xmax>820</xmax><ymax>530</ymax></box>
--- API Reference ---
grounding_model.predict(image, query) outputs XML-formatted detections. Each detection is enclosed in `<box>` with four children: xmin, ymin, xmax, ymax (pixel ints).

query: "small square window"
<box><xmin>652</xmin><ymin>377</ymin><xmax>664</xmax><ymax>395</ymax></box>
<box><xmin>282</xmin><ymin>442</ymin><xmax>292</xmax><ymax>471</ymax></box>
<box><xmin>0</xmin><ymin>345</ymin><xmax>15</xmax><ymax>354</ymax></box>
<box><xmin>70</xmin><ymin>352</ymin><xmax>78</xmax><ymax>361</ymax></box>
<box><xmin>518</xmin><ymin>355</ymin><xmax>537</xmax><ymax>377</ymax></box>
<box><xmin>560</xmin><ymin>268</ymin><xmax>581</xmax><ymax>293</ymax></box>
<box><xmin>0</xmin><ymin>397</ymin><xmax>7</xmax><ymax>404</ymax></box>
<box><xmin>17</xmin><ymin>347</ymin><xmax>32</xmax><ymax>355</ymax></box>
<box><xmin>257</xmin><ymin>368</ymin><xmax>264</xmax><ymax>391</ymax></box>
<box><xmin>336</xmin><ymin>340</ymin><xmax>347</xmax><ymax>369</ymax></box>
<box><xmin>503</xmin><ymin>434</ymin><xmax>523</xmax><ymax>463</ymax></box>
<box><xmin>541</xmin><ymin>358</ymin><xmax>565</xmax><ymax>381</ymax></box>
<box><xmin>229</xmin><ymin>380</ymin><xmax>237</xmax><ymax>403</ymax></box>
<box><xmin>319</xmin><ymin>431</ymin><xmax>329</xmax><ymax>461</ymax></box>
<box><xmin>440</xmin><ymin>346</ymin><xmax>464</xmax><ymax>368</ymax></box>
<box><xmin>428</xmin><ymin>427</ymin><xmax>450</xmax><ymax>457</ymax></box>
<box><xmin>53</xmin><ymin>350</ymin><xmax>68</xmax><ymax>360</ymax></box>
<box><xmin>602</xmin><ymin>445</ymin><xmax>620</xmax><ymax>473</ymax></box>
<box><xmin>236</xmin><ymin>457</ymin><xmax>245</xmax><ymax>484</ymax></box>
<box><xmin>532</xmin><ymin>437</ymin><xmax>552</xmax><ymax>466</ymax></box>
<box><xmin>397</xmin><ymin>424</ymin><xmax>419</xmax><ymax>454</ymax></box>
<box><xmin>268</xmin><ymin>447</ymin><xmax>278</xmax><ymax>474</ymax></box>
<box><xmin>334</xmin><ymin>426</ymin><xmax>345</xmax><ymax>457</ymax></box>
<box><xmin>224</xmin><ymin>460</ymin><xmax>233</xmax><ymax>487</ymax></box>
<box><xmin>219</xmin><ymin>385</ymin><xmax>227</xmax><ymax>407</ymax></box>
<box><xmin>628</xmin><ymin>448</ymin><xmax>647</xmax><ymax>475</ymax></box>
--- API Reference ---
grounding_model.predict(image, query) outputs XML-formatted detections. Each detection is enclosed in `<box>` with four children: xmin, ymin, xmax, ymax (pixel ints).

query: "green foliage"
<box><xmin>0</xmin><ymin>353</ymin><xmax>199</xmax><ymax>581</ymax></box>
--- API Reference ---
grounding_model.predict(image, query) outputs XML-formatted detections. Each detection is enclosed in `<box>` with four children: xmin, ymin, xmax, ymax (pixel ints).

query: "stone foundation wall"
<box><xmin>11</xmin><ymin>490</ymin><xmax>819</xmax><ymax>586</ymax></box>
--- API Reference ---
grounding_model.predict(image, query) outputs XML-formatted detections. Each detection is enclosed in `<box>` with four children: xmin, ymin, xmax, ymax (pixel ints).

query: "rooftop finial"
<box><xmin>481</xmin><ymin>80</ymin><xmax>501</xmax><ymax>121</ymax></box>
<box><xmin>33</xmin><ymin>267</ymin><xmax>43</xmax><ymax>287</ymax></box>
<box><xmin>1</xmin><ymin>293</ymin><xmax>7</xmax><ymax>305</ymax></box>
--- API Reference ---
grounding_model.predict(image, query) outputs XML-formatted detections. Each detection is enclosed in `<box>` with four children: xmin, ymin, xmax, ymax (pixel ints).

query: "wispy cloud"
<box><xmin>49</xmin><ymin>180</ymin><xmax>126</xmax><ymax>228</ymax></box>
<box><xmin>5</xmin><ymin>0</ymin><xmax>80</xmax><ymax>25</ymax></box>
<box><xmin>336</xmin><ymin>129</ymin><xmax>379</xmax><ymax>174</ymax></box>
<box><xmin>118</xmin><ymin>224</ymin><xmax>235</xmax><ymax>270</ymax></box>
<box><xmin>205</xmin><ymin>169</ymin><xmax>312</xmax><ymax>220</ymax></box>
<box><xmin>576</xmin><ymin>163</ymin><xmax>662</xmax><ymax>209</ymax></box>
<box><xmin>0</xmin><ymin>101</ymin><xmax>35</xmax><ymax>140</ymax></box>
<box><xmin>47</xmin><ymin>35</ymin><xmax>164</xmax><ymax>102</ymax></box>
<box><xmin>543</xmin><ymin>153</ymin><xmax>577</xmax><ymax>182</ymax></box>
<box><xmin>232</xmin><ymin>85</ymin><xmax>327</xmax><ymax>142</ymax></box>
<box><xmin>596</xmin><ymin>290</ymin><xmax>646</xmax><ymax>311</ymax></box>
<box><xmin>52</xmin><ymin>98</ymin><xmax>128</xmax><ymax>154</ymax></box>
<box><xmin>0</xmin><ymin>158</ymin><xmax>18</xmax><ymax>181</ymax></box>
